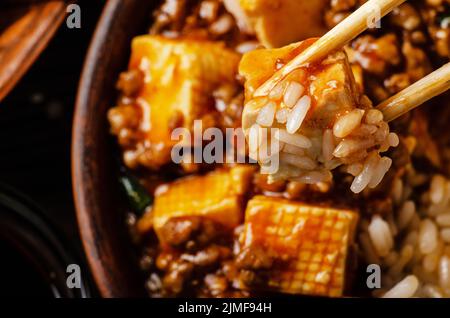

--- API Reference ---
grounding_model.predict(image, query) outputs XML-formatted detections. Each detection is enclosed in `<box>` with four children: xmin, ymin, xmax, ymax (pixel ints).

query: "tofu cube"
<box><xmin>128</xmin><ymin>35</ymin><xmax>241</xmax><ymax>165</ymax></box>
<box><xmin>240</xmin><ymin>39</ymin><xmax>360</xmax><ymax>130</ymax></box>
<box><xmin>308</xmin><ymin>51</ymin><xmax>360</xmax><ymax>128</ymax></box>
<box><xmin>224</xmin><ymin>0</ymin><xmax>328</xmax><ymax>48</ymax></box>
<box><xmin>138</xmin><ymin>165</ymin><xmax>255</xmax><ymax>241</ymax></box>
<box><xmin>240</xmin><ymin>196</ymin><xmax>358</xmax><ymax>297</ymax></box>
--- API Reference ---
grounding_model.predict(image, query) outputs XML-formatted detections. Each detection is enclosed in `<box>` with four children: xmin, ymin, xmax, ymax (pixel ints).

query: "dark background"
<box><xmin>0</xmin><ymin>1</ymin><xmax>103</xmax><ymax>242</ymax></box>
<box><xmin>0</xmin><ymin>1</ymin><xmax>105</xmax><ymax>295</ymax></box>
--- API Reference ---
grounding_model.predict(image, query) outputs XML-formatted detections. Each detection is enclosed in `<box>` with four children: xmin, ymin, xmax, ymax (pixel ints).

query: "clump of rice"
<box><xmin>246</xmin><ymin>72</ymin><xmax>398</xmax><ymax>193</ymax></box>
<box><xmin>360</xmin><ymin>173</ymin><xmax>450</xmax><ymax>298</ymax></box>
<box><xmin>246</xmin><ymin>60</ymin><xmax>400</xmax><ymax>193</ymax></box>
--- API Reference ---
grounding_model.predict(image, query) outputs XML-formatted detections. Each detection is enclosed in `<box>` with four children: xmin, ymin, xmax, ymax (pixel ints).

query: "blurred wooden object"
<box><xmin>0</xmin><ymin>1</ymin><xmax>68</xmax><ymax>101</ymax></box>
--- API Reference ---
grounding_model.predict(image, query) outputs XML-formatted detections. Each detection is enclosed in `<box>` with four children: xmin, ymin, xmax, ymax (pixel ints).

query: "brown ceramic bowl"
<box><xmin>72</xmin><ymin>0</ymin><xmax>159</xmax><ymax>297</ymax></box>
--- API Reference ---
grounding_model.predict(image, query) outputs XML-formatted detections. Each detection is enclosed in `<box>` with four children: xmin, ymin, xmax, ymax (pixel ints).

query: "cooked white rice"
<box><xmin>248</xmin><ymin>63</ymin><xmax>399</xmax><ymax>196</ymax></box>
<box><xmin>360</xmin><ymin>173</ymin><xmax>450</xmax><ymax>298</ymax></box>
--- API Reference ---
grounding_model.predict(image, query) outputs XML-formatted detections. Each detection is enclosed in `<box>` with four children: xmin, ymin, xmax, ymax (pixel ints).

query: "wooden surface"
<box><xmin>0</xmin><ymin>1</ymin><xmax>68</xmax><ymax>101</ymax></box>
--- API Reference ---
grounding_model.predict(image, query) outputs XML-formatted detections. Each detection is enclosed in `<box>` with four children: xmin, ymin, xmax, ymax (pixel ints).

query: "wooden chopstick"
<box><xmin>253</xmin><ymin>0</ymin><xmax>407</xmax><ymax>97</ymax></box>
<box><xmin>377</xmin><ymin>62</ymin><xmax>450</xmax><ymax>122</ymax></box>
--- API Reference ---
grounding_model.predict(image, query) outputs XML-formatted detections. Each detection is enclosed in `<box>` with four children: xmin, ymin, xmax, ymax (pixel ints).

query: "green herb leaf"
<box><xmin>119</xmin><ymin>174</ymin><xmax>153</xmax><ymax>215</ymax></box>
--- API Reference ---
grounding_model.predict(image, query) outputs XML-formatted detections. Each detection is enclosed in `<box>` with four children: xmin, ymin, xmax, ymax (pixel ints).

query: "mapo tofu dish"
<box><xmin>107</xmin><ymin>0</ymin><xmax>450</xmax><ymax>298</ymax></box>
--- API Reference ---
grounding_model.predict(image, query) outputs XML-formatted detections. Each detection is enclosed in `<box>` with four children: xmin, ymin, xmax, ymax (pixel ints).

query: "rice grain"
<box><xmin>419</xmin><ymin>219</ymin><xmax>439</xmax><ymax>255</ymax></box>
<box><xmin>382</xmin><ymin>275</ymin><xmax>419</xmax><ymax>298</ymax></box>
<box><xmin>286</xmin><ymin>96</ymin><xmax>311</xmax><ymax>134</ymax></box>
<box><xmin>351</xmin><ymin>153</ymin><xmax>379</xmax><ymax>194</ymax></box>
<box><xmin>256</xmin><ymin>102</ymin><xmax>276</xmax><ymax>127</ymax></box>
<box><xmin>388</xmin><ymin>245</ymin><xmax>413</xmax><ymax>276</ymax></box>
<box><xmin>365</xmin><ymin>109</ymin><xmax>384</xmax><ymax>125</ymax></box>
<box><xmin>275</xmin><ymin>108</ymin><xmax>289</xmax><ymax>124</ymax></box>
<box><xmin>441</xmin><ymin>229</ymin><xmax>450</xmax><ymax>243</ymax></box>
<box><xmin>388</xmin><ymin>133</ymin><xmax>400</xmax><ymax>147</ymax></box>
<box><xmin>275</xmin><ymin>129</ymin><xmax>312</xmax><ymax>148</ymax></box>
<box><xmin>322</xmin><ymin>129</ymin><xmax>335</xmax><ymax>162</ymax></box>
<box><xmin>368</xmin><ymin>157</ymin><xmax>392</xmax><ymax>189</ymax></box>
<box><xmin>397</xmin><ymin>201</ymin><xmax>416</xmax><ymax>230</ymax></box>
<box><xmin>333</xmin><ymin>109</ymin><xmax>364</xmax><ymax>138</ymax></box>
<box><xmin>360</xmin><ymin>233</ymin><xmax>381</xmax><ymax>265</ymax></box>
<box><xmin>368</xmin><ymin>215</ymin><xmax>393</xmax><ymax>257</ymax></box>
<box><xmin>422</xmin><ymin>284</ymin><xmax>443</xmax><ymax>298</ymax></box>
<box><xmin>269</xmin><ymin>80</ymin><xmax>286</xmax><ymax>101</ymax></box>
<box><xmin>392</xmin><ymin>178</ymin><xmax>404</xmax><ymax>204</ymax></box>
<box><xmin>280</xmin><ymin>153</ymin><xmax>317</xmax><ymax>170</ymax></box>
<box><xmin>347</xmin><ymin>163</ymin><xmax>363</xmax><ymax>177</ymax></box>
<box><xmin>294</xmin><ymin>170</ymin><xmax>332</xmax><ymax>184</ymax></box>
<box><xmin>430</xmin><ymin>175</ymin><xmax>446</xmax><ymax>205</ymax></box>
<box><xmin>283</xmin><ymin>81</ymin><xmax>304</xmax><ymax>107</ymax></box>
<box><xmin>334</xmin><ymin>139</ymin><xmax>375</xmax><ymax>158</ymax></box>
<box><xmin>438</xmin><ymin>256</ymin><xmax>450</xmax><ymax>290</ymax></box>
<box><xmin>423</xmin><ymin>252</ymin><xmax>440</xmax><ymax>273</ymax></box>
<box><xmin>436</xmin><ymin>214</ymin><xmax>450</xmax><ymax>227</ymax></box>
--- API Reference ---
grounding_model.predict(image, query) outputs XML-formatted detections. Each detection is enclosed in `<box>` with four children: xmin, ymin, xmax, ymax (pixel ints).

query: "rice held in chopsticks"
<box><xmin>240</xmin><ymin>39</ymin><xmax>399</xmax><ymax>193</ymax></box>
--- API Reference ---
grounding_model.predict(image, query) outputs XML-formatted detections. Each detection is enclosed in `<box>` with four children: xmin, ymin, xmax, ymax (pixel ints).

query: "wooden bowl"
<box><xmin>0</xmin><ymin>1</ymin><xmax>69</xmax><ymax>101</ymax></box>
<box><xmin>72</xmin><ymin>0</ymin><xmax>158</xmax><ymax>297</ymax></box>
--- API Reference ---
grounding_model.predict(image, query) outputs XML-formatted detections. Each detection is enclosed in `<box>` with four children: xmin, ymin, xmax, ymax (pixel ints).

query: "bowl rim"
<box><xmin>73</xmin><ymin>0</ymin><xmax>157</xmax><ymax>297</ymax></box>
<box><xmin>72</xmin><ymin>0</ymin><xmax>142</xmax><ymax>298</ymax></box>
<box><xmin>72</xmin><ymin>0</ymin><xmax>115</xmax><ymax>298</ymax></box>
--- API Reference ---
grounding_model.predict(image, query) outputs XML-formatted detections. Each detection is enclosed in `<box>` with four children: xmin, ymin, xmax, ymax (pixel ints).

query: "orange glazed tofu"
<box><xmin>224</xmin><ymin>0</ymin><xmax>328</xmax><ymax>48</ymax></box>
<box><xmin>240</xmin><ymin>196</ymin><xmax>359</xmax><ymax>297</ymax></box>
<box><xmin>240</xmin><ymin>39</ymin><xmax>360</xmax><ymax>131</ymax></box>
<box><xmin>126</xmin><ymin>35</ymin><xmax>241</xmax><ymax>169</ymax></box>
<box><xmin>139</xmin><ymin>166</ymin><xmax>255</xmax><ymax>241</ymax></box>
